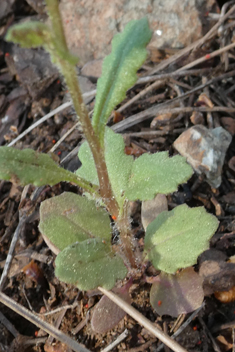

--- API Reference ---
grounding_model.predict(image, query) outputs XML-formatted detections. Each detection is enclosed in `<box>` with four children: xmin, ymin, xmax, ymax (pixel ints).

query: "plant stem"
<box><xmin>117</xmin><ymin>201</ymin><xmax>138</xmax><ymax>269</ymax></box>
<box><xmin>45</xmin><ymin>0</ymin><xmax>67</xmax><ymax>51</ymax></box>
<box><xmin>45</xmin><ymin>0</ymin><xmax>119</xmax><ymax>217</ymax></box>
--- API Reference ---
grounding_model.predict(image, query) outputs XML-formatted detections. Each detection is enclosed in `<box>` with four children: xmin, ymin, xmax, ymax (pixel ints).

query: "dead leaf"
<box><xmin>196</xmin><ymin>93</ymin><xmax>214</xmax><ymax>108</ymax></box>
<box><xmin>216</xmin><ymin>334</ymin><xmax>233</xmax><ymax>351</ymax></box>
<box><xmin>190</xmin><ymin>111</ymin><xmax>204</xmax><ymax>125</ymax></box>
<box><xmin>150</xmin><ymin>113</ymin><xmax>173</xmax><ymax>128</ymax></box>
<box><xmin>22</xmin><ymin>260</ymin><xmax>46</xmax><ymax>286</ymax></box>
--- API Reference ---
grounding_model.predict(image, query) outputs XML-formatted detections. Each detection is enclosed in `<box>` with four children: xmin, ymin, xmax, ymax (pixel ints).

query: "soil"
<box><xmin>1</xmin><ymin>1</ymin><xmax>235</xmax><ymax>352</ymax></box>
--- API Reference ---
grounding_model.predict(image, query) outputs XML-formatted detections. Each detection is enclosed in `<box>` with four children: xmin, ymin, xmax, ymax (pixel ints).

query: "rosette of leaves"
<box><xmin>1</xmin><ymin>3</ymin><xmax>219</xmax><ymax>329</ymax></box>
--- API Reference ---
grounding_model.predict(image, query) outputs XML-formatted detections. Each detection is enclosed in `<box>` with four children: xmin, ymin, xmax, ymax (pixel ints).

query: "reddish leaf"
<box><xmin>91</xmin><ymin>283</ymin><xmax>131</xmax><ymax>333</ymax></box>
<box><xmin>150</xmin><ymin>267</ymin><xmax>204</xmax><ymax>317</ymax></box>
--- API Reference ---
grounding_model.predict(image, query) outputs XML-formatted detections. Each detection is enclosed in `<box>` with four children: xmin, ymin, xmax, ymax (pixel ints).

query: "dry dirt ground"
<box><xmin>1</xmin><ymin>1</ymin><xmax>235</xmax><ymax>351</ymax></box>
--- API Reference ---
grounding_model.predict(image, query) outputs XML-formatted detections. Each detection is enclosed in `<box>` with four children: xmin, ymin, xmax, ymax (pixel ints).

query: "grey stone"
<box><xmin>173</xmin><ymin>125</ymin><xmax>232</xmax><ymax>188</ymax></box>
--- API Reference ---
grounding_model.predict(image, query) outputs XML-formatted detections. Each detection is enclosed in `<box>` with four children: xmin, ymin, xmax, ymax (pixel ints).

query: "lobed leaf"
<box><xmin>76</xmin><ymin>128</ymin><xmax>194</xmax><ymax>207</ymax></box>
<box><xmin>6</xmin><ymin>21</ymin><xmax>52</xmax><ymax>48</ymax></box>
<box><xmin>76</xmin><ymin>128</ymin><xmax>133</xmax><ymax>208</ymax></box>
<box><xmin>0</xmin><ymin>147</ymin><xmax>90</xmax><ymax>188</ymax></box>
<box><xmin>144</xmin><ymin>204</ymin><xmax>219</xmax><ymax>273</ymax></box>
<box><xmin>150</xmin><ymin>268</ymin><xmax>204</xmax><ymax>317</ymax></box>
<box><xmin>92</xmin><ymin>18</ymin><xmax>152</xmax><ymax>141</ymax></box>
<box><xmin>125</xmin><ymin>152</ymin><xmax>193</xmax><ymax>201</ymax></box>
<box><xmin>39</xmin><ymin>192</ymin><xmax>111</xmax><ymax>253</ymax></box>
<box><xmin>55</xmin><ymin>238</ymin><xmax>127</xmax><ymax>290</ymax></box>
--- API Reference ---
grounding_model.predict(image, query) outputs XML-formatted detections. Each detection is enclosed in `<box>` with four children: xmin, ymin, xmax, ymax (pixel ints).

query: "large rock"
<box><xmin>60</xmin><ymin>0</ymin><xmax>217</xmax><ymax>65</ymax></box>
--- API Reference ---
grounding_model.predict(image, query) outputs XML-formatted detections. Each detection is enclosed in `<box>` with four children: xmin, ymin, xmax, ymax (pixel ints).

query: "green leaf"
<box><xmin>76</xmin><ymin>128</ymin><xmax>194</xmax><ymax>206</ymax></box>
<box><xmin>76</xmin><ymin>128</ymin><xmax>133</xmax><ymax>208</ymax></box>
<box><xmin>92</xmin><ymin>18</ymin><xmax>152</xmax><ymax>141</ymax></box>
<box><xmin>39</xmin><ymin>192</ymin><xmax>112</xmax><ymax>253</ymax></box>
<box><xmin>125</xmin><ymin>152</ymin><xmax>193</xmax><ymax>201</ymax></box>
<box><xmin>6</xmin><ymin>21</ymin><xmax>52</xmax><ymax>48</ymax></box>
<box><xmin>76</xmin><ymin>143</ymin><xmax>99</xmax><ymax>187</ymax></box>
<box><xmin>55</xmin><ymin>239</ymin><xmax>127</xmax><ymax>290</ymax></box>
<box><xmin>150</xmin><ymin>268</ymin><xmax>204</xmax><ymax>317</ymax></box>
<box><xmin>144</xmin><ymin>204</ymin><xmax>219</xmax><ymax>273</ymax></box>
<box><xmin>6</xmin><ymin>21</ymin><xmax>78</xmax><ymax>65</ymax></box>
<box><xmin>0</xmin><ymin>147</ymin><xmax>93</xmax><ymax>189</ymax></box>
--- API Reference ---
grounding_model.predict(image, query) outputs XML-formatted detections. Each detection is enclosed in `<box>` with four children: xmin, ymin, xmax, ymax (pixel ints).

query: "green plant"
<box><xmin>2</xmin><ymin>0</ymin><xmax>218</xmax><ymax>331</ymax></box>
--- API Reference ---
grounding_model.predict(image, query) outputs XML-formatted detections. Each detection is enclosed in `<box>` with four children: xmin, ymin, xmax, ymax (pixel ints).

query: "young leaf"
<box><xmin>6</xmin><ymin>21</ymin><xmax>78</xmax><ymax>66</ymax></box>
<box><xmin>92</xmin><ymin>18</ymin><xmax>152</xmax><ymax>141</ymax></box>
<box><xmin>125</xmin><ymin>152</ymin><xmax>193</xmax><ymax>201</ymax></box>
<box><xmin>55</xmin><ymin>238</ymin><xmax>127</xmax><ymax>290</ymax></box>
<box><xmin>144</xmin><ymin>204</ymin><xmax>219</xmax><ymax>273</ymax></box>
<box><xmin>0</xmin><ymin>147</ymin><xmax>93</xmax><ymax>190</ymax></box>
<box><xmin>39</xmin><ymin>192</ymin><xmax>111</xmax><ymax>253</ymax></box>
<box><xmin>76</xmin><ymin>128</ymin><xmax>133</xmax><ymax>208</ymax></box>
<box><xmin>150</xmin><ymin>267</ymin><xmax>204</xmax><ymax>317</ymax></box>
<box><xmin>6</xmin><ymin>21</ymin><xmax>52</xmax><ymax>48</ymax></box>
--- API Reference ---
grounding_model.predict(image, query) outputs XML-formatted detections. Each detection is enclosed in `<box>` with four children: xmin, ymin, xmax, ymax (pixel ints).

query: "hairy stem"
<box><xmin>46</xmin><ymin>0</ymin><xmax>68</xmax><ymax>51</ymax></box>
<box><xmin>117</xmin><ymin>201</ymin><xmax>138</xmax><ymax>269</ymax></box>
<box><xmin>45</xmin><ymin>0</ymin><xmax>119</xmax><ymax>217</ymax></box>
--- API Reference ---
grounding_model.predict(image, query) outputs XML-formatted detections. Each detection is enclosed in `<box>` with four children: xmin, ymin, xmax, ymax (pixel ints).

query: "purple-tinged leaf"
<box><xmin>91</xmin><ymin>282</ymin><xmax>131</xmax><ymax>333</ymax></box>
<box><xmin>150</xmin><ymin>267</ymin><xmax>204</xmax><ymax>317</ymax></box>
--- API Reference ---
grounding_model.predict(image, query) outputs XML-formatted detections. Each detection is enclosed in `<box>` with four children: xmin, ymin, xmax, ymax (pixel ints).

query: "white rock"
<box><xmin>173</xmin><ymin>125</ymin><xmax>232</xmax><ymax>188</ymax></box>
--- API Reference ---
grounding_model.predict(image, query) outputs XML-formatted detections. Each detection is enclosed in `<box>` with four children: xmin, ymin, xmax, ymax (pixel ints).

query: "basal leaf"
<box><xmin>92</xmin><ymin>18</ymin><xmax>152</xmax><ymax>141</ymax></box>
<box><xmin>55</xmin><ymin>239</ymin><xmax>127</xmax><ymax>290</ymax></box>
<box><xmin>6</xmin><ymin>21</ymin><xmax>52</xmax><ymax>48</ymax></box>
<box><xmin>0</xmin><ymin>147</ymin><xmax>92</xmax><ymax>189</ymax></box>
<box><xmin>144</xmin><ymin>204</ymin><xmax>219</xmax><ymax>273</ymax></box>
<box><xmin>150</xmin><ymin>268</ymin><xmax>204</xmax><ymax>317</ymax></box>
<box><xmin>39</xmin><ymin>192</ymin><xmax>111</xmax><ymax>253</ymax></box>
<box><xmin>76</xmin><ymin>128</ymin><xmax>133</xmax><ymax>208</ymax></box>
<box><xmin>125</xmin><ymin>152</ymin><xmax>193</xmax><ymax>201</ymax></box>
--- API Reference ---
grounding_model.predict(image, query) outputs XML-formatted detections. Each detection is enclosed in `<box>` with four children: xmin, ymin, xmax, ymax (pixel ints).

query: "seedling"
<box><xmin>2</xmin><ymin>0</ymin><xmax>218</xmax><ymax>332</ymax></box>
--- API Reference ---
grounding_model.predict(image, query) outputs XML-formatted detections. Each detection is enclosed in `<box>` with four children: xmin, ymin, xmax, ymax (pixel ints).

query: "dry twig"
<box><xmin>100</xmin><ymin>329</ymin><xmax>129</xmax><ymax>352</ymax></box>
<box><xmin>0</xmin><ymin>291</ymin><xmax>91</xmax><ymax>352</ymax></box>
